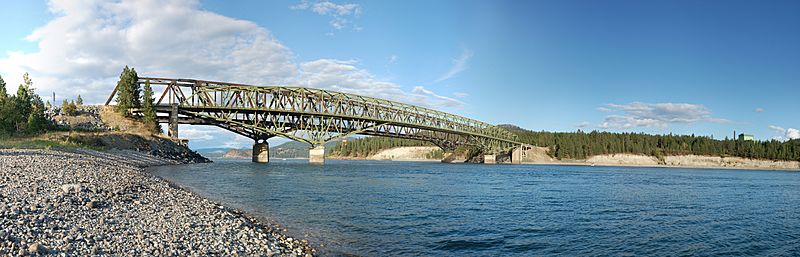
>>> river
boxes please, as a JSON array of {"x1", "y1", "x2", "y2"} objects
[{"x1": 148, "y1": 159, "x2": 800, "y2": 256}]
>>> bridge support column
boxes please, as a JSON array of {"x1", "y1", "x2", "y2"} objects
[
  {"x1": 511, "y1": 147, "x2": 522, "y2": 164},
  {"x1": 252, "y1": 142, "x2": 269, "y2": 163},
  {"x1": 168, "y1": 104, "x2": 178, "y2": 139},
  {"x1": 309, "y1": 145, "x2": 325, "y2": 164},
  {"x1": 484, "y1": 154, "x2": 496, "y2": 164}
]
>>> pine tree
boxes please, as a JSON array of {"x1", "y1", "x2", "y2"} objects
[
  {"x1": 0, "y1": 74, "x2": 10, "y2": 135},
  {"x1": 14, "y1": 73, "x2": 33, "y2": 133},
  {"x1": 129, "y1": 68, "x2": 141, "y2": 108},
  {"x1": 116, "y1": 66, "x2": 134, "y2": 116},
  {"x1": 26, "y1": 93, "x2": 48, "y2": 134},
  {"x1": 61, "y1": 99, "x2": 75, "y2": 116},
  {"x1": 0, "y1": 74, "x2": 6, "y2": 99},
  {"x1": 76, "y1": 94, "x2": 83, "y2": 105},
  {"x1": 141, "y1": 80, "x2": 160, "y2": 134}
]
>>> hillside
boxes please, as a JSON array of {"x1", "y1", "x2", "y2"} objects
[{"x1": 500, "y1": 124, "x2": 800, "y2": 162}]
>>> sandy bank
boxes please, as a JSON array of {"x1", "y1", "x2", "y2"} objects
[
  {"x1": 524, "y1": 153, "x2": 800, "y2": 171},
  {"x1": 0, "y1": 149, "x2": 314, "y2": 256},
  {"x1": 366, "y1": 146, "x2": 441, "y2": 161}
]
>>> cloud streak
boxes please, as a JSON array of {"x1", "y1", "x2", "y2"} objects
[
  {"x1": 597, "y1": 102, "x2": 728, "y2": 129},
  {"x1": 435, "y1": 48, "x2": 473, "y2": 83},
  {"x1": 290, "y1": 0, "x2": 362, "y2": 30}
]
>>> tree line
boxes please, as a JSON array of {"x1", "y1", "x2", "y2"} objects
[
  {"x1": 0, "y1": 73, "x2": 51, "y2": 137},
  {"x1": 502, "y1": 125, "x2": 800, "y2": 161},
  {"x1": 328, "y1": 137, "x2": 434, "y2": 157},
  {"x1": 0, "y1": 66, "x2": 161, "y2": 138},
  {"x1": 324, "y1": 125, "x2": 800, "y2": 162}
]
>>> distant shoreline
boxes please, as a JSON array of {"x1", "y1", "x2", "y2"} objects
[{"x1": 519, "y1": 161, "x2": 800, "y2": 171}]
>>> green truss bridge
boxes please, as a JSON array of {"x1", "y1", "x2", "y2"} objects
[{"x1": 106, "y1": 77, "x2": 531, "y2": 164}]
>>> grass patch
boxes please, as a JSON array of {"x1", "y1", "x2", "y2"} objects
[{"x1": 0, "y1": 135, "x2": 107, "y2": 151}]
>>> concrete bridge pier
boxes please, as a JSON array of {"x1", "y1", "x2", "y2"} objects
[
  {"x1": 309, "y1": 145, "x2": 325, "y2": 164},
  {"x1": 168, "y1": 104, "x2": 179, "y2": 139},
  {"x1": 484, "y1": 154, "x2": 496, "y2": 164},
  {"x1": 252, "y1": 141, "x2": 269, "y2": 163},
  {"x1": 511, "y1": 144, "x2": 532, "y2": 164}
]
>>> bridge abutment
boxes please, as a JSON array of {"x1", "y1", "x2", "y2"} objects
[
  {"x1": 309, "y1": 146, "x2": 325, "y2": 164},
  {"x1": 484, "y1": 154, "x2": 496, "y2": 164},
  {"x1": 252, "y1": 142, "x2": 269, "y2": 163}
]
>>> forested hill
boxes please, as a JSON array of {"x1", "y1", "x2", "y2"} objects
[
  {"x1": 328, "y1": 137, "x2": 434, "y2": 158},
  {"x1": 499, "y1": 125, "x2": 800, "y2": 161}
]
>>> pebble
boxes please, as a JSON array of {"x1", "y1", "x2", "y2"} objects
[
  {"x1": 0, "y1": 149, "x2": 315, "y2": 256},
  {"x1": 28, "y1": 243, "x2": 45, "y2": 254}
]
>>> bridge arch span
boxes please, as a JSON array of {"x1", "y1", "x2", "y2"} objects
[{"x1": 106, "y1": 77, "x2": 525, "y2": 164}]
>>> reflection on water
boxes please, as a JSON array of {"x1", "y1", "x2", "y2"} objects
[{"x1": 149, "y1": 159, "x2": 800, "y2": 256}]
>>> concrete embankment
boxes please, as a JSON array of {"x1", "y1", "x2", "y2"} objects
[{"x1": 0, "y1": 149, "x2": 314, "y2": 256}]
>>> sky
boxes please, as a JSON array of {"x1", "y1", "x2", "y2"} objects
[{"x1": 0, "y1": 0, "x2": 798, "y2": 149}]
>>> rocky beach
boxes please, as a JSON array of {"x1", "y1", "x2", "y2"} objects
[{"x1": 0, "y1": 149, "x2": 315, "y2": 256}]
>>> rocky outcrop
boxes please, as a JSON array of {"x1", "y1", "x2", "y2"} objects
[
  {"x1": 45, "y1": 133, "x2": 210, "y2": 164},
  {"x1": 222, "y1": 149, "x2": 251, "y2": 159},
  {"x1": 367, "y1": 146, "x2": 440, "y2": 161}
]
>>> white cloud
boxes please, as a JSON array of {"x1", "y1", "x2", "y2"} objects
[
  {"x1": 754, "y1": 108, "x2": 765, "y2": 113},
  {"x1": 597, "y1": 102, "x2": 728, "y2": 129},
  {"x1": 769, "y1": 125, "x2": 800, "y2": 141},
  {"x1": 388, "y1": 55, "x2": 398, "y2": 65},
  {"x1": 1, "y1": 0, "x2": 295, "y2": 104},
  {"x1": 179, "y1": 126, "x2": 218, "y2": 141},
  {"x1": 789, "y1": 128, "x2": 800, "y2": 140},
  {"x1": 296, "y1": 59, "x2": 462, "y2": 108},
  {"x1": 575, "y1": 121, "x2": 591, "y2": 128},
  {"x1": 223, "y1": 134, "x2": 253, "y2": 149},
  {"x1": 435, "y1": 48, "x2": 473, "y2": 83},
  {"x1": 290, "y1": 0, "x2": 361, "y2": 31},
  {"x1": 0, "y1": 0, "x2": 458, "y2": 110}
]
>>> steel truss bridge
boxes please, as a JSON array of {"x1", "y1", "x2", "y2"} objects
[{"x1": 106, "y1": 77, "x2": 526, "y2": 163}]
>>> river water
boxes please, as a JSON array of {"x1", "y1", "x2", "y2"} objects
[{"x1": 149, "y1": 159, "x2": 800, "y2": 256}]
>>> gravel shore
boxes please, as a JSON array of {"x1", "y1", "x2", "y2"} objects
[{"x1": 0, "y1": 149, "x2": 315, "y2": 256}]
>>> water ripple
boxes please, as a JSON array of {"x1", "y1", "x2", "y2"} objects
[{"x1": 150, "y1": 160, "x2": 800, "y2": 256}]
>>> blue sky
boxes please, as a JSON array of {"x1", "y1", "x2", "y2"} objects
[{"x1": 0, "y1": 0, "x2": 798, "y2": 148}]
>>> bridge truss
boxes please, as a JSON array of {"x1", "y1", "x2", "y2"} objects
[{"x1": 106, "y1": 77, "x2": 523, "y2": 154}]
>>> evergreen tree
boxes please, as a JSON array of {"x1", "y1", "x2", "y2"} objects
[
  {"x1": 129, "y1": 68, "x2": 141, "y2": 108},
  {"x1": 76, "y1": 94, "x2": 83, "y2": 105},
  {"x1": 0, "y1": 97, "x2": 15, "y2": 136},
  {"x1": 116, "y1": 66, "x2": 135, "y2": 116},
  {"x1": 61, "y1": 99, "x2": 77, "y2": 116},
  {"x1": 0, "y1": 75, "x2": 7, "y2": 135},
  {"x1": 26, "y1": 93, "x2": 48, "y2": 134},
  {"x1": 13, "y1": 73, "x2": 33, "y2": 133},
  {"x1": 0, "y1": 74, "x2": 6, "y2": 100},
  {"x1": 141, "y1": 80, "x2": 160, "y2": 134}
]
